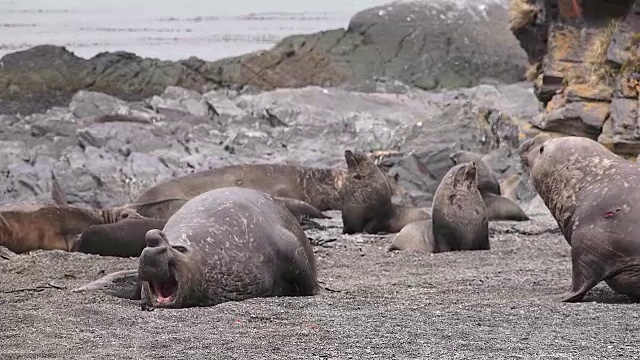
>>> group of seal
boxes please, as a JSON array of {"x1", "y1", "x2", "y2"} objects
[{"x1": 0, "y1": 204, "x2": 141, "y2": 254}]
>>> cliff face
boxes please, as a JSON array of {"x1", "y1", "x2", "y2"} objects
[{"x1": 510, "y1": 0, "x2": 640, "y2": 156}]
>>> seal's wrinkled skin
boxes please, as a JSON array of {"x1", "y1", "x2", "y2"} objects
[
  {"x1": 519, "y1": 134, "x2": 640, "y2": 302},
  {"x1": 449, "y1": 150, "x2": 529, "y2": 222},
  {"x1": 128, "y1": 164, "x2": 346, "y2": 220},
  {"x1": 76, "y1": 187, "x2": 319, "y2": 309},
  {"x1": 0, "y1": 204, "x2": 142, "y2": 254},
  {"x1": 340, "y1": 150, "x2": 430, "y2": 234}
]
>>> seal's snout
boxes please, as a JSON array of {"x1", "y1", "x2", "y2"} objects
[{"x1": 145, "y1": 229, "x2": 168, "y2": 248}]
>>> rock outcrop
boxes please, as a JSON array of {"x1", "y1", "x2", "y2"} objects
[
  {"x1": 0, "y1": 82, "x2": 540, "y2": 210},
  {"x1": 0, "y1": 0, "x2": 529, "y2": 116},
  {"x1": 510, "y1": 0, "x2": 640, "y2": 156}
]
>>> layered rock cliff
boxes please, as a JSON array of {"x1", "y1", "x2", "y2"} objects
[{"x1": 510, "y1": 0, "x2": 640, "y2": 156}]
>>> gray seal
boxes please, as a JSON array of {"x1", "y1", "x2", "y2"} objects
[
  {"x1": 128, "y1": 164, "x2": 345, "y2": 220},
  {"x1": 74, "y1": 187, "x2": 319, "y2": 308},
  {"x1": 389, "y1": 162, "x2": 489, "y2": 253},
  {"x1": 519, "y1": 133, "x2": 640, "y2": 302},
  {"x1": 449, "y1": 150, "x2": 529, "y2": 221},
  {"x1": 340, "y1": 150, "x2": 430, "y2": 234},
  {"x1": 72, "y1": 218, "x2": 168, "y2": 258}
]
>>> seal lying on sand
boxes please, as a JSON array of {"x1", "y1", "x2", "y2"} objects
[
  {"x1": 128, "y1": 164, "x2": 345, "y2": 220},
  {"x1": 449, "y1": 150, "x2": 529, "y2": 221},
  {"x1": 389, "y1": 162, "x2": 489, "y2": 253},
  {"x1": 0, "y1": 204, "x2": 141, "y2": 254},
  {"x1": 74, "y1": 187, "x2": 319, "y2": 309},
  {"x1": 519, "y1": 134, "x2": 640, "y2": 302},
  {"x1": 72, "y1": 218, "x2": 168, "y2": 258},
  {"x1": 340, "y1": 150, "x2": 430, "y2": 234}
]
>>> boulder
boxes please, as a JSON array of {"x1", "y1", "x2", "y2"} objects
[
  {"x1": 0, "y1": 82, "x2": 540, "y2": 210},
  {"x1": 0, "y1": 0, "x2": 529, "y2": 116}
]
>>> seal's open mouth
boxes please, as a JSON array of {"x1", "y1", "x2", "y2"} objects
[{"x1": 148, "y1": 271, "x2": 179, "y2": 305}]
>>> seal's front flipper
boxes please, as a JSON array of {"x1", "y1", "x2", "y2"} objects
[
  {"x1": 0, "y1": 246, "x2": 16, "y2": 260},
  {"x1": 71, "y1": 269, "x2": 142, "y2": 300},
  {"x1": 274, "y1": 197, "x2": 330, "y2": 219},
  {"x1": 483, "y1": 193, "x2": 530, "y2": 222}
]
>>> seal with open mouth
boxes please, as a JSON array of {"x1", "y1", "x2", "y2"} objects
[
  {"x1": 519, "y1": 133, "x2": 640, "y2": 302},
  {"x1": 75, "y1": 187, "x2": 319, "y2": 308}
]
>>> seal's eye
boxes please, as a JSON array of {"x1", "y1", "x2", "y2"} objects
[
  {"x1": 539, "y1": 145, "x2": 544, "y2": 154},
  {"x1": 173, "y1": 246, "x2": 188, "y2": 253},
  {"x1": 122, "y1": 213, "x2": 129, "y2": 219},
  {"x1": 353, "y1": 174, "x2": 363, "y2": 180}
]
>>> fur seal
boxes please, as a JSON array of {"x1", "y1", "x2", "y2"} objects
[
  {"x1": 75, "y1": 187, "x2": 319, "y2": 309},
  {"x1": 519, "y1": 133, "x2": 640, "y2": 302},
  {"x1": 389, "y1": 162, "x2": 490, "y2": 253},
  {"x1": 340, "y1": 150, "x2": 430, "y2": 234},
  {"x1": 72, "y1": 218, "x2": 167, "y2": 258},
  {"x1": 128, "y1": 164, "x2": 345, "y2": 220},
  {"x1": 449, "y1": 150, "x2": 529, "y2": 221},
  {"x1": 0, "y1": 204, "x2": 142, "y2": 254}
]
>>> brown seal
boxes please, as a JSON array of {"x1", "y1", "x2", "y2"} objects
[
  {"x1": 449, "y1": 150, "x2": 529, "y2": 221},
  {"x1": 72, "y1": 217, "x2": 167, "y2": 258},
  {"x1": 389, "y1": 162, "x2": 489, "y2": 253},
  {"x1": 128, "y1": 164, "x2": 346, "y2": 220},
  {"x1": 0, "y1": 204, "x2": 142, "y2": 254},
  {"x1": 519, "y1": 133, "x2": 640, "y2": 302},
  {"x1": 340, "y1": 150, "x2": 430, "y2": 234},
  {"x1": 74, "y1": 187, "x2": 319, "y2": 309}
]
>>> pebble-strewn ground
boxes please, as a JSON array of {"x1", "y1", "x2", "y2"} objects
[{"x1": 2, "y1": 209, "x2": 639, "y2": 359}]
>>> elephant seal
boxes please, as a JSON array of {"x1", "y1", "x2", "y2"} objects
[
  {"x1": 449, "y1": 150, "x2": 529, "y2": 221},
  {"x1": 0, "y1": 204, "x2": 142, "y2": 254},
  {"x1": 340, "y1": 150, "x2": 430, "y2": 234},
  {"x1": 128, "y1": 164, "x2": 345, "y2": 220},
  {"x1": 72, "y1": 218, "x2": 167, "y2": 258},
  {"x1": 519, "y1": 133, "x2": 640, "y2": 302},
  {"x1": 389, "y1": 162, "x2": 489, "y2": 253},
  {"x1": 75, "y1": 187, "x2": 319, "y2": 309}
]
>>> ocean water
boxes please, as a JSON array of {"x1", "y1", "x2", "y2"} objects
[{"x1": 0, "y1": 0, "x2": 395, "y2": 61}]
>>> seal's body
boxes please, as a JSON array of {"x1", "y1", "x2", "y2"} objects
[
  {"x1": 450, "y1": 150, "x2": 529, "y2": 221},
  {"x1": 129, "y1": 164, "x2": 345, "y2": 220},
  {"x1": 340, "y1": 150, "x2": 430, "y2": 234},
  {"x1": 75, "y1": 187, "x2": 319, "y2": 309},
  {"x1": 0, "y1": 204, "x2": 140, "y2": 254},
  {"x1": 389, "y1": 163, "x2": 489, "y2": 253},
  {"x1": 72, "y1": 218, "x2": 167, "y2": 258},
  {"x1": 519, "y1": 134, "x2": 640, "y2": 302}
]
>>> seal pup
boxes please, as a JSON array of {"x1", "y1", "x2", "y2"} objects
[
  {"x1": 389, "y1": 162, "x2": 489, "y2": 253},
  {"x1": 449, "y1": 150, "x2": 529, "y2": 221},
  {"x1": 74, "y1": 187, "x2": 319, "y2": 309},
  {"x1": 0, "y1": 204, "x2": 142, "y2": 254},
  {"x1": 340, "y1": 150, "x2": 430, "y2": 234},
  {"x1": 519, "y1": 133, "x2": 640, "y2": 302},
  {"x1": 72, "y1": 217, "x2": 168, "y2": 258},
  {"x1": 128, "y1": 164, "x2": 346, "y2": 219}
]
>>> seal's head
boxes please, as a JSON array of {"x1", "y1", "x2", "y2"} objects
[
  {"x1": 449, "y1": 151, "x2": 482, "y2": 166},
  {"x1": 518, "y1": 133, "x2": 553, "y2": 173},
  {"x1": 138, "y1": 229, "x2": 205, "y2": 308},
  {"x1": 340, "y1": 150, "x2": 393, "y2": 234},
  {"x1": 102, "y1": 206, "x2": 144, "y2": 224},
  {"x1": 450, "y1": 162, "x2": 478, "y2": 191}
]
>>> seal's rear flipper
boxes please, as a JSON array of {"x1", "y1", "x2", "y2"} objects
[
  {"x1": 71, "y1": 269, "x2": 142, "y2": 300},
  {"x1": 0, "y1": 246, "x2": 16, "y2": 260},
  {"x1": 317, "y1": 281, "x2": 341, "y2": 294},
  {"x1": 274, "y1": 197, "x2": 330, "y2": 219}
]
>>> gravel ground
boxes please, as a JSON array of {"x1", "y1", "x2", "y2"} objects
[{"x1": 1, "y1": 209, "x2": 639, "y2": 359}]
